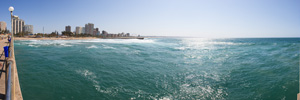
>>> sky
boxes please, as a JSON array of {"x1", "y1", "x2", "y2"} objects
[{"x1": 0, "y1": 0, "x2": 299, "y2": 37}]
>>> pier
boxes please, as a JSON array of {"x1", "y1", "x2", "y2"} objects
[{"x1": 0, "y1": 35, "x2": 23, "y2": 100}]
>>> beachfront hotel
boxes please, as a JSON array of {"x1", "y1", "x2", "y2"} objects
[
  {"x1": 65, "y1": 25, "x2": 71, "y2": 32},
  {"x1": 23, "y1": 25, "x2": 33, "y2": 34},
  {"x1": 75, "y1": 26, "x2": 83, "y2": 35},
  {"x1": 12, "y1": 15, "x2": 24, "y2": 34},
  {"x1": 93, "y1": 28, "x2": 100, "y2": 36},
  {"x1": 72, "y1": 23, "x2": 98, "y2": 36},
  {"x1": 85, "y1": 23, "x2": 94, "y2": 35}
]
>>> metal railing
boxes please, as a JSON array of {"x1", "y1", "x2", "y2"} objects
[
  {"x1": 5, "y1": 62, "x2": 12, "y2": 100},
  {"x1": 4, "y1": 36, "x2": 21, "y2": 100},
  {"x1": 5, "y1": 38, "x2": 13, "y2": 100}
]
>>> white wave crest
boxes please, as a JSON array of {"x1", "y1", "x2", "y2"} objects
[
  {"x1": 82, "y1": 39, "x2": 155, "y2": 44},
  {"x1": 86, "y1": 45, "x2": 98, "y2": 49},
  {"x1": 28, "y1": 44, "x2": 39, "y2": 47},
  {"x1": 101, "y1": 44, "x2": 115, "y2": 49},
  {"x1": 60, "y1": 43, "x2": 73, "y2": 47},
  {"x1": 17, "y1": 39, "x2": 155, "y2": 48}
]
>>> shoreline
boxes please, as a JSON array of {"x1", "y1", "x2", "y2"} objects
[
  {"x1": 13, "y1": 37, "x2": 144, "y2": 40},
  {"x1": 14, "y1": 37, "x2": 98, "y2": 40}
]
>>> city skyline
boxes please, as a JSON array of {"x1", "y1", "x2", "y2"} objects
[{"x1": 0, "y1": 0, "x2": 299, "y2": 37}]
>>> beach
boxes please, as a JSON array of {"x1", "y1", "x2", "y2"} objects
[
  {"x1": 14, "y1": 37, "x2": 98, "y2": 40},
  {"x1": 13, "y1": 36, "x2": 144, "y2": 40}
]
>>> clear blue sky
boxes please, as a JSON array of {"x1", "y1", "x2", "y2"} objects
[{"x1": 0, "y1": 0, "x2": 299, "y2": 37}]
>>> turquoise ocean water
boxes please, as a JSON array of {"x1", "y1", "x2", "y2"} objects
[{"x1": 15, "y1": 38, "x2": 299, "y2": 100}]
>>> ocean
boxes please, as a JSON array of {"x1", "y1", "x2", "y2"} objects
[{"x1": 14, "y1": 38, "x2": 299, "y2": 100}]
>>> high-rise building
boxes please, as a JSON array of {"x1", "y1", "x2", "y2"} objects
[
  {"x1": 81, "y1": 27, "x2": 85, "y2": 34},
  {"x1": 0, "y1": 21, "x2": 7, "y2": 31},
  {"x1": 85, "y1": 23, "x2": 94, "y2": 35},
  {"x1": 75, "y1": 26, "x2": 83, "y2": 34},
  {"x1": 102, "y1": 30, "x2": 108, "y2": 34},
  {"x1": 80, "y1": 27, "x2": 86, "y2": 34},
  {"x1": 101, "y1": 30, "x2": 108, "y2": 38},
  {"x1": 23, "y1": 25, "x2": 33, "y2": 34},
  {"x1": 93, "y1": 28, "x2": 99, "y2": 36},
  {"x1": 65, "y1": 25, "x2": 71, "y2": 32},
  {"x1": 12, "y1": 16, "x2": 25, "y2": 34}
]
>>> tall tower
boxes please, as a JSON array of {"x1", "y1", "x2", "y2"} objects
[
  {"x1": 19, "y1": 19, "x2": 24, "y2": 33},
  {"x1": 23, "y1": 25, "x2": 33, "y2": 34},
  {"x1": 75, "y1": 26, "x2": 83, "y2": 35},
  {"x1": 65, "y1": 25, "x2": 71, "y2": 32},
  {"x1": 85, "y1": 23, "x2": 94, "y2": 35},
  {"x1": 12, "y1": 15, "x2": 25, "y2": 34}
]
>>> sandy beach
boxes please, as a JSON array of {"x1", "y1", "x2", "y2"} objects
[
  {"x1": 14, "y1": 37, "x2": 99, "y2": 40},
  {"x1": 13, "y1": 36, "x2": 145, "y2": 40}
]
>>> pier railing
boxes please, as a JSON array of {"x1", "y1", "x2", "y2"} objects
[
  {"x1": 5, "y1": 62, "x2": 12, "y2": 100},
  {"x1": 5, "y1": 37, "x2": 23, "y2": 100}
]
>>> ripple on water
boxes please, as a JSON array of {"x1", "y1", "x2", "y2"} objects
[{"x1": 15, "y1": 38, "x2": 300, "y2": 100}]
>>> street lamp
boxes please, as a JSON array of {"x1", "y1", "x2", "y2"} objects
[{"x1": 9, "y1": 6, "x2": 14, "y2": 38}]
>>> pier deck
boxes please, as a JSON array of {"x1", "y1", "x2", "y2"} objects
[
  {"x1": 0, "y1": 37, "x2": 9, "y2": 100},
  {"x1": 0, "y1": 35, "x2": 23, "y2": 100}
]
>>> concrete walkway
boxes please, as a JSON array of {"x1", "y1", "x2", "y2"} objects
[
  {"x1": 0, "y1": 36, "x2": 9, "y2": 100},
  {"x1": 0, "y1": 35, "x2": 23, "y2": 100}
]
